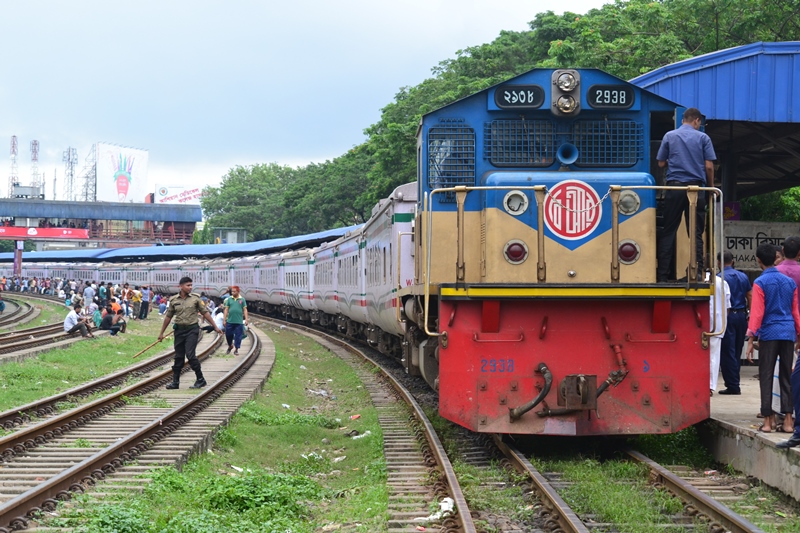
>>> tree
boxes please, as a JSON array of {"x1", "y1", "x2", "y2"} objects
[
  {"x1": 0, "y1": 240, "x2": 35, "y2": 253},
  {"x1": 741, "y1": 188, "x2": 800, "y2": 222},
  {"x1": 201, "y1": 163, "x2": 299, "y2": 241}
]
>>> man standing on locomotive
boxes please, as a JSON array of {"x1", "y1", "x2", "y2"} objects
[
  {"x1": 656, "y1": 107, "x2": 716, "y2": 282},
  {"x1": 157, "y1": 277, "x2": 223, "y2": 390}
]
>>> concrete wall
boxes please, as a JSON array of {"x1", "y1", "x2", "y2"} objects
[{"x1": 699, "y1": 419, "x2": 800, "y2": 502}]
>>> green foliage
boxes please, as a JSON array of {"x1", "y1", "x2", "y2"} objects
[
  {"x1": 79, "y1": 501, "x2": 150, "y2": 533},
  {"x1": 192, "y1": 223, "x2": 213, "y2": 244},
  {"x1": 741, "y1": 187, "x2": 800, "y2": 222},
  {"x1": 0, "y1": 240, "x2": 35, "y2": 253},
  {"x1": 201, "y1": 1, "x2": 800, "y2": 237},
  {"x1": 634, "y1": 426, "x2": 715, "y2": 469},
  {"x1": 237, "y1": 401, "x2": 339, "y2": 429}
]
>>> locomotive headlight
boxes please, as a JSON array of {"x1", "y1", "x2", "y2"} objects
[
  {"x1": 556, "y1": 72, "x2": 578, "y2": 92},
  {"x1": 503, "y1": 190, "x2": 529, "y2": 216},
  {"x1": 504, "y1": 240, "x2": 528, "y2": 264},
  {"x1": 556, "y1": 95, "x2": 578, "y2": 114},
  {"x1": 618, "y1": 190, "x2": 641, "y2": 215},
  {"x1": 618, "y1": 239, "x2": 641, "y2": 264}
]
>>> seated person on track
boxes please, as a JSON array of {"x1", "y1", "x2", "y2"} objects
[
  {"x1": 99, "y1": 307, "x2": 127, "y2": 336},
  {"x1": 63, "y1": 304, "x2": 95, "y2": 338}
]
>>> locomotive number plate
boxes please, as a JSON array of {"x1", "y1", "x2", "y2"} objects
[
  {"x1": 587, "y1": 85, "x2": 635, "y2": 109},
  {"x1": 481, "y1": 359, "x2": 515, "y2": 372},
  {"x1": 494, "y1": 85, "x2": 545, "y2": 109}
]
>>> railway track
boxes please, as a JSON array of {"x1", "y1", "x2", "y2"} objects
[
  {"x1": 494, "y1": 438, "x2": 766, "y2": 532},
  {"x1": 255, "y1": 317, "x2": 476, "y2": 533},
  {"x1": 256, "y1": 316, "x2": 780, "y2": 532},
  {"x1": 0, "y1": 327, "x2": 271, "y2": 532},
  {"x1": 0, "y1": 299, "x2": 35, "y2": 329}
]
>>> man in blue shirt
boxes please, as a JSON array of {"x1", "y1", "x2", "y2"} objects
[
  {"x1": 717, "y1": 251, "x2": 752, "y2": 395},
  {"x1": 656, "y1": 107, "x2": 717, "y2": 282}
]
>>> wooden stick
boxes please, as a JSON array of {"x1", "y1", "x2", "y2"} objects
[{"x1": 132, "y1": 330, "x2": 174, "y2": 359}]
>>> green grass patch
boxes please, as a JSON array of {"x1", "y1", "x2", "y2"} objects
[
  {"x1": 44, "y1": 325, "x2": 389, "y2": 532},
  {"x1": 0, "y1": 317, "x2": 166, "y2": 413},
  {"x1": 533, "y1": 456, "x2": 686, "y2": 533},
  {"x1": 633, "y1": 426, "x2": 715, "y2": 469},
  {"x1": 61, "y1": 438, "x2": 96, "y2": 448}
]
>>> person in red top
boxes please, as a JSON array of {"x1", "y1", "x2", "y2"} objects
[{"x1": 746, "y1": 244, "x2": 800, "y2": 433}]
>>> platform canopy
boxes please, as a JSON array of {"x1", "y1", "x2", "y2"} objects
[
  {"x1": 631, "y1": 41, "x2": 800, "y2": 200},
  {"x1": 0, "y1": 199, "x2": 202, "y2": 222}
]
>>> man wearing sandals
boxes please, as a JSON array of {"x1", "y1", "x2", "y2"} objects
[{"x1": 746, "y1": 244, "x2": 800, "y2": 434}]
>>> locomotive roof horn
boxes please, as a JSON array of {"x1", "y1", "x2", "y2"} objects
[{"x1": 556, "y1": 143, "x2": 579, "y2": 166}]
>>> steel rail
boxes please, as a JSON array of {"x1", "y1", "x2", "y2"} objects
[
  {"x1": 0, "y1": 343, "x2": 183, "y2": 430},
  {"x1": 0, "y1": 324, "x2": 62, "y2": 341},
  {"x1": 0, "y1": 299, "x2": 33, "y2": 328},
  {"x1": 0, "y1": 333, "x2": 222, "y2": 466},
  {"x1": 0, "y1": 331, "x2": 80, "y2": 355},
  {"x1": 256, "y1": 316, "x2": 476, "y2": 533},
  {"x1": 492, "y1": 436, "x2": 589, "y2": 533},
  {"x1": 0, "y1": 329, "x2": 258, "y2": 532},
  {"x1": 626, "y1": 449, "x2": 764, "y2": 533}
]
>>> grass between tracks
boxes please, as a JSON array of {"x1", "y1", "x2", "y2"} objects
[
  {"x1": 0, "y1": 316, "x2": 165, "y2": 414},
  {"x1": 44, "y1": 326, "x2": 388, "y2": 533}
]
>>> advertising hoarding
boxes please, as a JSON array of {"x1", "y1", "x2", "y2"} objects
[
  {"x1": 96, "y1": 143, "x2": 149, "y2": 203},
  {"x1": 155, "y1": 184, "x2": 202, "y2": 205},
  {"x1": 0, "y1": 227, "x2": 89, "y2": 240}
]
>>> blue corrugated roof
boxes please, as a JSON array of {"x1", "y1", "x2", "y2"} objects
[
  {"x1": 0, "y1": 248, "x2": 111, "y2": 262},
  {"x1": 0, "y1": 199, "x2": 202, "y2": 222},
  {"x1": 631, "y1": 41, "x2": 800, "y2": 122},
  {"x1": 99, "y1": 225, "x2": 363, "y2": 260},
  {"x1": 0, "y1": 225, "x2": 363, "y2": 263}
]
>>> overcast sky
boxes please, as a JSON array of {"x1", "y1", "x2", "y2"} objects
[{"x1": 0, "y1": 0, "x2": 608, "y2": 198}]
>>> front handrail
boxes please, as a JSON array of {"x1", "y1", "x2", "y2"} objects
[{"x1": 422, "y1": 184, "x2": 725, "y2": 340}]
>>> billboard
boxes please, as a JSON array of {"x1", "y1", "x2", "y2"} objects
[
  {"x1": 96, "y1": 143, "x2": 149, "y2": 203},
  {"x1": 154, "y1": 184, "x2": 202, "y2": 205},
  {"x1": 0, "y1": 227, "x2": 89, "y2": 240}
]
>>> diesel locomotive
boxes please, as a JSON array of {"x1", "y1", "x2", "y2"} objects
[{"x1": 1, "y1": 67, "x2": 723, "y2": 436}]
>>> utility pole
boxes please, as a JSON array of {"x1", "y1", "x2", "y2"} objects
[{"x1": 8, "y1": 136, "x2": 18, "y2": 198}]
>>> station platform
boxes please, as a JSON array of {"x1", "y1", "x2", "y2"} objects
[{"x1": 702, "y1": 365, "x2": 800, "y2": 502}]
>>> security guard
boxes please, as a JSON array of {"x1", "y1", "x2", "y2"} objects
[{"x1": 158, "y1": 276, "x2": 222, "y2": 389}]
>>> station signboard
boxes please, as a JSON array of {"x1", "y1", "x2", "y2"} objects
[{"x1": 154, "y1": 184, "x2": 202, "y2": 205}]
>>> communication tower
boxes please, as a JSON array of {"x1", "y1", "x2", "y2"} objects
[
  {"x1": 8, "y1": 136, "x2": 18, "y2": 198},
  {"x1": 30, "y1": 140, "x2": 40, "y2": 190},
  {"x1": 63, "y1": 147, "x2": 78, "y2": 202},
  {"x1": 78, "y1": 145, "x2": 97, "y2": 202},
  {"x1": 52, "y1": 169, "x2": 57, "y2": 201}
]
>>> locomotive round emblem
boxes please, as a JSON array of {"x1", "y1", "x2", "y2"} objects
[{"x1": 543, "y1": 180, "x2": 603, "y2": 240}]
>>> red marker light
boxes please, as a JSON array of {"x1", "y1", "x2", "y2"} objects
[
  {"x1": 504, "y1": 242, "x2": 528, "y2": 264},
  {"x1": 618, "y1": 241, "x2": 640, "y2": 264}
]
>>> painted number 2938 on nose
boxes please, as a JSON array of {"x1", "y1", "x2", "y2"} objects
[{"x1": 480, "y1": 359, "x2": 515, "y2": 373}]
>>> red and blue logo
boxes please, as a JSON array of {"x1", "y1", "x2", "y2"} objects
[{"x1": 543, "y1": 180, "x2": 602, "y2": 240}]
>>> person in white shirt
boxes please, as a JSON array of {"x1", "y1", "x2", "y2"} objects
[
  {"x1": 63, "y1": 305, "x2": 94, "y2": 338},
  {"x1": 709, "y1": 273, "x2": 731, "y2": 395}
]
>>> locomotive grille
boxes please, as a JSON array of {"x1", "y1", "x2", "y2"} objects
[
  {"x1": 573, "y1": 120, "x2": 643, "y2": 167},
  {"x1": 483, "y1": 120, "x2": 555, "y2": 167},
  {"x1": 428, "y1": 124, "x2": 475, "y2": 203}
]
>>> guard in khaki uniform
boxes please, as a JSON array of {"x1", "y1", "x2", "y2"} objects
[{"x1": 158, "y1": 276, "x2": 222, "y2": 389}]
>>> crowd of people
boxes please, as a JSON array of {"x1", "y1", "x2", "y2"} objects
[
  {"x1": 57, "y1": 281, "x2": 167, "y2": 338},
  {"x1": 710, "y1": 237, "x2": 800, "y2": 449}
]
